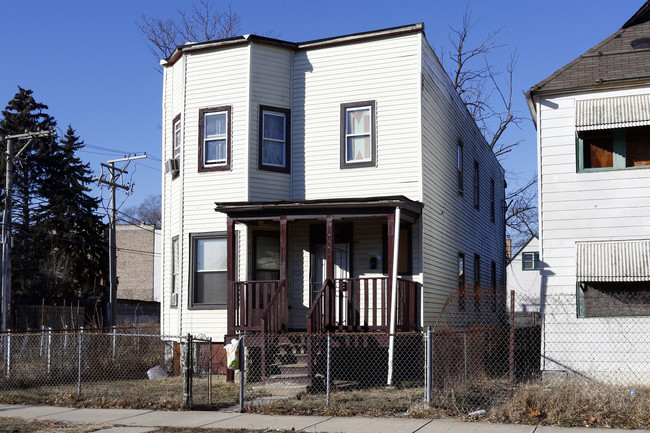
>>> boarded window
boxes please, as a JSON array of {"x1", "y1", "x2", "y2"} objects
[
  {"x1": 626, "y1": 126, "x2": 650, "y2": 167},
  {"x1": 578, "y1": 282, "x2": 650, "y2": 317},
  {"x1": 582, "y1": 130, "x2": 614, "y2": 168}
]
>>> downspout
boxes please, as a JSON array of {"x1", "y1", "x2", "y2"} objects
[{"x1": 387, "y1": 206, "x2": 401, "y2": 386}]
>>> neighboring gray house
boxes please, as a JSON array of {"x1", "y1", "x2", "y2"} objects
[
  {"x1": 526, "y1": 1, "x2": 650, "y2": 383},
  {"x1": 161, "y1": 24, "x2": 506, "y2": 352}
]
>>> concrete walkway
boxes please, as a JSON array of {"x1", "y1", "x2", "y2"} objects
[{"x1": 0, "y1": 404, "x2": 648, "y2": 433}]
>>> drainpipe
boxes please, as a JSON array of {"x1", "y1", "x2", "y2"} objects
[{"x1": 387, "y1": 206, "x2": 401, "y2": 386}]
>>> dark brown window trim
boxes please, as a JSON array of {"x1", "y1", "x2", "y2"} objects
[
  {"x1": 172, "y1": 113, "x2": 181, "y2": 180},
  {"x1": 474, "y1": 160, "x2": 480, "y2": 210},
  {"x1": 382, "y1": 222, "x2": 412, "y2": 276},
  {"x1": 258, "y1": 105, "x2": 291, "y2": 173},
  {"x1": 198, "y1": 106, "x2": 231, "y2": 173},
  {"x1": 188, "y1": 231, "x2": 228, "y2": 310},
  {"x1": 340, "y1": 100, "x2": 376, "y2": 169},
  {"x1": 170, "y1": 235, "x2": 180, "y2": 309}
]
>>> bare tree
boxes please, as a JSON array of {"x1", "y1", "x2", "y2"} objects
[
  {"x1": 447, "y1": 6, "x2": 536, "y2": 246},
  {"x1": 119, "y1": 195, "x2": 161, "y2": 229},
  {"x1": 136, "y1": 0, "x2": 241, "y2": 62}
]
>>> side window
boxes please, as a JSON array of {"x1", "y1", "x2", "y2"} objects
[
  {"x1": 259, "y1": 106, "x2": 290, "y2": 172},
  {"x1": 474, "y1": 254, "x2": 481, "y2": 288},
  {"x1": 198, "y1": 106, "x2": 231, "y2": 172},
  {"x1": 341, "y1": 101, "x2": 376, "y2": 168},
  {"x1": 457, "y1": 141, "x2": 464, "y2": 196},
  {"x1": 190, "y1": 233, "x2": 227, "y2": 308},
  {"x1": 171, "y1": 236, "x2": 179, "y2": 307},
  {"x1": 458, "y1": 252, "x2": 466, "y2": 311},
  {"x1": 173, "y1": 114, "x2": 181, "y2": 159},
  {"x1": 522, "y1": 252, "x2": 540, "y2": 271}
]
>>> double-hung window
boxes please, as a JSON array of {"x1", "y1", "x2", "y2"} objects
[
  {"x1": 490, "y1": 179, "x2": 495, "y2": 222},
  {"x1": 190, "y1": 233, "x2": 227, "y2": 308},
  {"x1": 173, "y1": 115, "x2": 181, "y2": 159},
  {"x1": 259, "y1": 106, "x2": 290, "y2": 172},
  {"x1": 522, "y1": 252, "x2": 539, "y2": 271},
  {"x1": 341, "y1": 101, "x2": 376, "y2": 168},
  {"x1": 171, "y1": 236, "x2": 179, "y2": 307},
  {"x1": 199, "y1": 106, "x2": 231, "y2": 171}
]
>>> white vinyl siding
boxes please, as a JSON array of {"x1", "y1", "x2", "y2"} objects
[
  {"x1": 249, "y1": 43, "x2": 292, "y2": 201},
  {"x1": 292, "y1": 34, "x2": 422, "y2": 201},
  {"x1": 420, "y1": 37, "x2": 505, "y2": 325}
]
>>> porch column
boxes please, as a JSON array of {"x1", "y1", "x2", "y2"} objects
[
  {"x1": 387, "y1": 207, "x2": 401, "y2": 386},
  {"x1": 326, "y1": 215, "x2": 334, "y2": 281},
  {"x1": 226, "y1": 217, "x2": 235, "y2": 336},
  {"x1": 386, "y1": 213, "x2": 395, "y2": 327},
  {"x1": 279, "y1": 216, "x2": 287, "y2": 283}
]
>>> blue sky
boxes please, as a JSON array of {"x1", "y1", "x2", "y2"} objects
[{"x1": 0, "y1": 0, "x2": 641, "y2": 215}]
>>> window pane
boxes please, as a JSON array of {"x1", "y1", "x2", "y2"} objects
[
  {"x1": 205, "y1": 139, "x2": 227, "y2": 163},
  {"x1": 347, "y1": 136, "x2": 371, "y2": 162},
  {"x1": 195, "y1": 271, "x2": 227, "y2": 304},
  {"x1": 256, "y1": 234, "x2": 280, "y2": 271},
  {"x1": 626, "y1": 126, "x2": 650, "y2": 167},
  {"x1": 173, "y1": 121, "x2": 181, "y2": 159},
  {"x1": 205, "y1": 112, "x2": 227, "y2": 138},
  {"x1": 263, "y1": 113, "x2": 285, "y2": 141},
  {"x1": 262, "y1": 139, "x2": 285, "y2": 166},
  {"x1": 197, "y1": 238, "x2": 226, "y2": 271},
  {"x1": 582, "y1": 132, "x2": 613, "y2": 168},
  {"x1": 346, "y1": 108, "x2": 370, "y2": 135}
]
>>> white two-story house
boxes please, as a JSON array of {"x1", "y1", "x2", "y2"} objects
[
  {"x1": 526, "y1": 1, "x2": 650, "y2": 383},
  {"x1": 161, "y1": 24, "x2": 505, "y2": 364}
]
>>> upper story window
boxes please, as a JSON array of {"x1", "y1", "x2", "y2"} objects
[
  {"x1": 173, "y1": 114, "x2": 181, "y2": 159},
  {"x1": 473, "y1": 160, "x2": 480, "y2": 210},
  {"x1": 259, "y1": 106, "x2": 290, "y2": 173},
  {"x1": 198, "y1": 106, "x2": 231, "y2": 172},
  {"x1": 522, "y1": 252, "x2": 539, "y2": 271},
  {"x1": 578, "y1": 126, "x2": 650, "y2": 171},
  {"x1": 457, "y1": 141, "x2": 464, "y2": 196},
  {"x1": 341, "y1": 101, "x2": 376, "y2": 168}
]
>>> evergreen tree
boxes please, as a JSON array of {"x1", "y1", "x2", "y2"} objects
[
  {"x1": 0, "y1": 87, "x2": 57, "y2": 295},
  {"x1": 33, "y1": 126, "x2": 108, "y2": 298}
]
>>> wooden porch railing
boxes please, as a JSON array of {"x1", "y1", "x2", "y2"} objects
[
  {"x1": 231, "y1": 279, "x2": 286, "y2": 333},
  {"x1": 307, "y1": 277, "x2": 418, "y2": 333}
]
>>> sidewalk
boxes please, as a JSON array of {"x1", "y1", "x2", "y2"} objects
[{"x1": 0, "y1": 404, "x2": 647, "y2": 433}]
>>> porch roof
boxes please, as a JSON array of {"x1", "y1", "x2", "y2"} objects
[{"x1": 215, "y1": 195, "x2": 423, "y2": 222}]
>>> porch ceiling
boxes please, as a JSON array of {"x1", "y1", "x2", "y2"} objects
[{"x1": 215, "y1": 195, "x2": 423, "y2": 223}]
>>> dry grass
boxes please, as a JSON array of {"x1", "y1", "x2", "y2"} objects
[
  {"x1": 492, "y1": 380, "x2": 650, "y2": 429},
  {"x1": 0, "y1": 376, "x2": 239, "y2": 411},
  {"x1": 0, "y1": 417, "x2": 108, "y2": 432}
]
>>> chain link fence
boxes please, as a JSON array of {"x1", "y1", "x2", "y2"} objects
[{"x1": 0, "y1": 327, "x2": 236, "y2": 410}]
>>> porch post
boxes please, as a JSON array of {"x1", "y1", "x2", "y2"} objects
[
  {"x1": 387, "y1": 207, "x2": 401, "y2": 386},
  {"x1": 386, "y1": 213, "x2": 395, "y2": 327},
  {"x1": 227, "y1": 218, "x2": 235, "y2": 336},
  {"x1": 279, "y1": 216, "x2": 287, "y2": 283},
  {"x1": 326, "y1": 215, "x2": 334, "y2": 281}
]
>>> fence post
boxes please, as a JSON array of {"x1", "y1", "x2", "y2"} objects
[
  {"x1": 509, "y1": 290, "x2": 515, "y2": 388},
  {"x1": 111, "y1": 326, "x2": 116, "y2": 363},
  {"x1": 47, "y1": 327, "x2": 52, "y2": 375},
  {"x1": 239, "y1": 335, "x2": 245, "y2": 413},
  {"x1": 183, "y1": 333, "x2": 193, "y2": 408},
  {"x1": 4, "y1": 330, "x2": 10, "y2": 379},
  {"x1": 326, "y1": 332, "x2": 331, "y2": 408},
  {"x1": 208, "y1": 337, "x2": 213, "y2": 407},
  {"x1": 426, "y1": 326, "x2": 432, "y2": 405},
  {"x1": 77, "y1": 329, "x2": 83, "y2": 395}
]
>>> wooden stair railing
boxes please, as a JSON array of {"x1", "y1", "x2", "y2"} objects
[{"x1": 260, "y1": 279, "x2": 287, "y2": 333}]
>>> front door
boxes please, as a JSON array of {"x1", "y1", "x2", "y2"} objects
[{"x1": 312, "y1": 243, "x2": 350, "y2": 324}]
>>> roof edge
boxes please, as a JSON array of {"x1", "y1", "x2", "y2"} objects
[{"x1": 162, "y1": 23, "x2": 424, "y2": 67}]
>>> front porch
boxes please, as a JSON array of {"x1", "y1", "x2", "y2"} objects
[{"x1": 217, "y1": 196, "x2": 423, "y2": 337}]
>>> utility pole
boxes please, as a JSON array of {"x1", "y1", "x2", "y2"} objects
[
  {"x1": 97, "y1": 155, "x2": 147, "y2": 327},
  {"x1": 1, "y1": 130, "x2": 56, "y2": 332}
]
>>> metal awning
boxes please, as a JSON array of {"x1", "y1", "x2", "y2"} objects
[
  {"x1": 576, "y1": 94, "x2": 650, "y2": 131},
  {"x1": 576, "y1": 240, "x2": 650, "y2": 282}
]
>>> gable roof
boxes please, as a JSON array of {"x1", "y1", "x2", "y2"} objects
[
  {"x1": 507, "y1": 235, "x2": 539, "y2": 265},
  {"x1": 529, "y1": 1, "x2": 650, "y2": 97}
]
